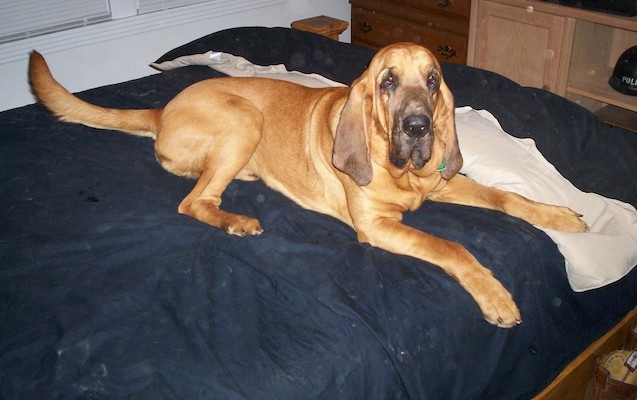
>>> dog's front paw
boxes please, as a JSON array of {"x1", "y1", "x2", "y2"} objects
[
  {"x1": 461, "y1": 267, "x2": 521, "y2": 328},
  {"x1": 480, "y1": 293, "x2": 521, "y2": 328},
  {"x1": 480, "y1": 288, "x2": 522, "y2": 328},
  {"x1": 541, "y1": 205, "x2": 589, "y2": 232}
]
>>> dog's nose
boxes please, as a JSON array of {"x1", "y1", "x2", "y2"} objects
[{"x1": 402, "y1": 115, "x2": 430, "y2": 137}]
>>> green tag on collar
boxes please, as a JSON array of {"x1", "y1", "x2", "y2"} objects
[{"x1": 436, "y1": 160, "x2": 446, "y2": 171}]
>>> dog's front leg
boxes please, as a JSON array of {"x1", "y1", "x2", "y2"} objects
[
  {"x1": 356, "y1": 219, "x2": 521, "y2": 328},
  {"x1": 429, "y1": 174, "x2": 588, "y2": 232}
]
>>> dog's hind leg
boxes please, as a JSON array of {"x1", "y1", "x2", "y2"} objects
[
  {"x1": 178, "y1": 164, "x2": 264, "y2": 236},
  {"x1": 157, "y1": 94, "x2": 265, "y2": 236}
]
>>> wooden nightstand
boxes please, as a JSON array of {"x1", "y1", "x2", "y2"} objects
[
  {"x1": 291, "y1": 16, "x2": 349, "y2": 40},
  {"x1": 350, "y1": 0, "x2": 471, "y2": 65}
]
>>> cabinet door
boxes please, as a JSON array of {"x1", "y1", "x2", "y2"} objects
[{"x1": 470, "y1": 1, "x2": 574, "y2": 95}]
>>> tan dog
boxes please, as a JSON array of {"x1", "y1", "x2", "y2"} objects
[{"x1": 28, "y1": 44, "x2": 587, "y2": 327}]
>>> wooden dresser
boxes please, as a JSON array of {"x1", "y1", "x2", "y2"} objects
[{"x1": 350, "y1": 0, "x2": 472, "y2": 64}]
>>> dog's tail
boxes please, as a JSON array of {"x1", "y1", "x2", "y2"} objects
[{"x1": 28, "y1": 51, "x2": 161, "y2": 139}]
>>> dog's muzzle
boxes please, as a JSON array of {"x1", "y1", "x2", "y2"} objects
[{"x1": 390, "y1": 114, "x2": 433, "y2": 169}]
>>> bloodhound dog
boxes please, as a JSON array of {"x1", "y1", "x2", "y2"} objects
[{"x1": 28, "y1": 44, "x2": 587, "y2": 328}]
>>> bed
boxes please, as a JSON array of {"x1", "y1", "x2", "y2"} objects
[{"x1": 1, "y1": 26, "x2": 636, "y2": 399}]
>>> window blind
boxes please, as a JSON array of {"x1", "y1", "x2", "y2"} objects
[
  {"x1": 136, "y1": 0, "x2": 210, "y2": 14},
  {"x1": 0, "y1": 0, "x2": 111, "y2": 44}
]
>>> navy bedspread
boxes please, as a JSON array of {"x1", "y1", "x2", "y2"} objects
[{"x1": 1, "y1": 27, "x2": 636, "y2": 399}]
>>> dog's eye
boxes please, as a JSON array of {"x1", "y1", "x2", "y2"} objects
[
  {"x1": 381, "y1": 73, "x2": 398, "y2": 91},
  {"x1": 427, "y1": 73, "x2": 440, "y2": 91}
]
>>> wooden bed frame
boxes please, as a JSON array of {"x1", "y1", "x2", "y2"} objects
[{"x1": 534, "y1": 306, "x2": 637, "y2": 399}]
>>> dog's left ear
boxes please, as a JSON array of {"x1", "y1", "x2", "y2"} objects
[
  {"x1": 333, "y1": 74, "x2": 373, "y2": 186},
  {"x1": 434, "y1": 79, "x2": 463, "y2": 180}
]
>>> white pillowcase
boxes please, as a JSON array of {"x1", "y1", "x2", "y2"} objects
[
  {"x1": 455, "y1": 107, "x2": 637, "y2": 291},
  {"x1": 151, "y1": 51, "x2": 346, "y2": 88}
]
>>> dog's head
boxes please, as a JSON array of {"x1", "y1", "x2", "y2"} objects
[{"x1": 333, "y1": 43, "x2": 462, "y2": 186}]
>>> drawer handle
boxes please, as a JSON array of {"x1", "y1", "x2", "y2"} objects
[
  {"x1": 437, "y1": 45, "x2": 457, "y2": 59},
  {"x1": 357, "y1": 21, "x2": 372, "y2": 33},
  {"x1": 436, "y1": 0, "x2": 452, "y2": 7}
]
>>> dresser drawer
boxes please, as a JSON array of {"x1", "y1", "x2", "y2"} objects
[
  {"x1": 396, "y1": 0, "x2": 471, "y2": 19},
  {"x1": 351, "y1": 5, "x2": 468, "y2": 64},
  {"x1": 350, "y1": 0, "x2": 469, "y2": 35}
]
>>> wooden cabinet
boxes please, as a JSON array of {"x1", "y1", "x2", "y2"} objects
[
  {"x1": 468, "y1": 0, "x2": 637, "y2": 131},
  {"x1": 469, "y1": 1, "x2": 574, "y2": 93},
  {"x1": 350, "y1": 0, "x2": 471, "y2": 64}
]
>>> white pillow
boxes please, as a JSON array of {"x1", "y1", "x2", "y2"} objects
[
  {"x1": 455, "y1": 106, "x2": 637, "y2": 291},
  {"x1": 151, "y1": 51, "x2": 346, "y2": 88}
]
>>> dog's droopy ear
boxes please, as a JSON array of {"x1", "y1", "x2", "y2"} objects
[
  {"x1": 441, "y1": 131, "x2": 462, "y2": 180},
  {"x1": 435, "y1": 79, "x2": 463, "y2": 180},
  {"x1": 333, "y1": 76, "x2": 373, "y2": 186}
]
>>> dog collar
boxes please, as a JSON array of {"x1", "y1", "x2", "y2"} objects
[{"x1": 436, "y1": 160, "x2": 446, "y2": 172}]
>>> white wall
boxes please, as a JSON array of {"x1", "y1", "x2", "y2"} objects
[{"x1": 0, "y1": 0, "x2": 351, "y2": 111}]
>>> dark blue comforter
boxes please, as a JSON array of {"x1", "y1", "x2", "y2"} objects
[{"x1": 1, "y1": 27, "x2": 636, "y2": 399}]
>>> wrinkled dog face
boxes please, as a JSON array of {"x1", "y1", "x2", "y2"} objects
[
  {"x1": 333, "y1": 43, "x2": 458, "y2": 187},
  {"x1": 376, "y1": 48, "x2": 442, "y2": 171}
]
